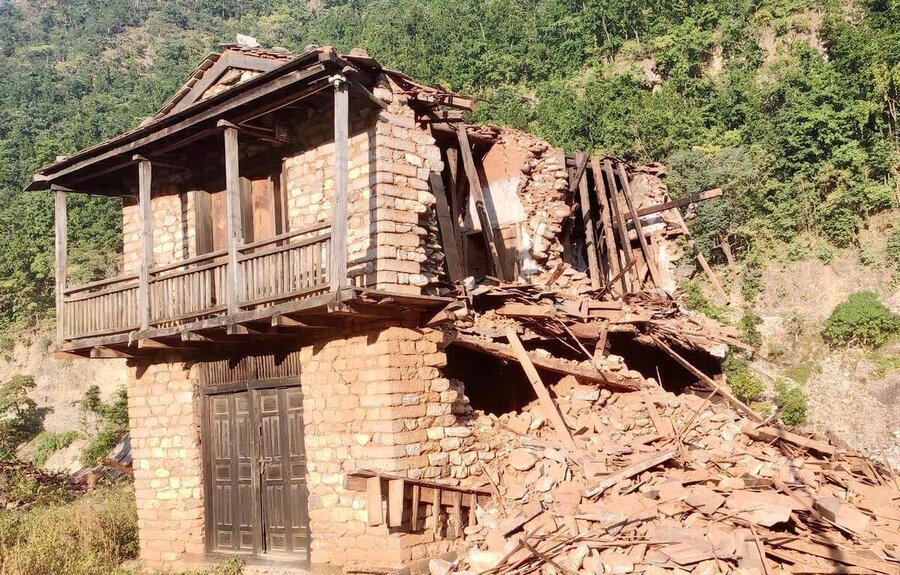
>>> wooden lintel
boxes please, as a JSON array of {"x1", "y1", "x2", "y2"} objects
[
  {"x1": 53, "y1": 350, "x2": 88, "y2": 360},
  {"x1": 136, "y1": 337, "x2": 198, "y2": 350},
  {"x1": 216, "y1": 119, "x2": 290, "y2": 145},
  {"x1": 90, "y1": 346, "x2": 134, "y2": 359}
]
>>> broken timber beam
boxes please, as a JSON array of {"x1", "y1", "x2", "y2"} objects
[
  {"x1": 583, "y1": 449, "x2": 676, "y2": 497},
  {"x1": 591, "y1": 157, "x2": 622, "y2": 293},
  {"x1": 456, "y1": 124, "x2": 503, "y2": 279},
  {"x1": 616, "y1": 161, "x2": 661, "y2": 288},
  {"x1": 428, "y1": 171, "x2": 464, "y2": 282},
  {"x1": 576, "y1": 152, "x2": 601, "y2": 289},
  {"x1": 650, "y1": 334, "x2": 763, "y2": 422},
  {"x1": 622, "y1": 188, "x2": 722, "y2": 221},
  {"x1": 450, "y1": 334, "x2": 639, "y2": 391},
  {"x1": 505, "y1": 327, "x2": 579, "y2": 451}
]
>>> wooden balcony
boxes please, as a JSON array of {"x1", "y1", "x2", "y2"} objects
[{"x1": 59, "y1": 224, "x2": 333, "y2": 344}]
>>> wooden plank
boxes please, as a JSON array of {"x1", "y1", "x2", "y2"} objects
[
  {"x1": 388, "y1": 478, "x2": 405, "y2": 528},
  {"x1": 54, "y1": 188, "x2": 67, "y2": 343},
  {"x1": 650, "y1": 334, "x2": 763, "y2": 422},
  {"x1": 743, "y1": 425, "x2": 837, "y2": 456},
  {"x1": 366, "y1": 477, "x2": 383, "y2": 526},
  {"x1": 456, "y1": 124, "x2": 503, "y2": 279},
  {"x1": 451, "y1": 491, "x2": 462, "y2": 538},
  {"x1": 428, "y1": 172, "x2": 463, "y2": 282},
  {"x1": 137, "y1": 160, "x2": 153, "y2": 330},
  {"x1": 591, "y1": 157, "x2": 621, "y2": 292},
  {"x1": 410, "y1": 484, "x2": 421, "y2": 532},
  {"x1": 602, "y1": 159, "x2": 639, "y2": 290},
  {"x1": 623, "y1": 188, "x2": 722, "y2": 220},
  {"x1": 583, "y1": 450, "x2": 675, "y2": 497},
  {"x1": 576, "y1": 152, "x2": 601, "y2": 289},
  {"x1": 450, "y1": 333, "x2": 639, "y2": 391},
  {"x1": 432, "y1": 488, "x2": 442, "y2": 538},
  {"x1": 674, "y1": 210, "x2": 730, "y2": 304},
  {"x1": 616, "y1": 161, "x2": 661, "y2": 288},
  {"x1": 769, "y1": 538, "x2": 899, "y2": 575},
  {"x1": 194, "y1": 190, "x2": 214, "y2": 255},
  {"x1": 330, "y1": 79, "x2": 349, "y2": 290},
  {"x1": 505, "y1": 328, "x2": 578, "y2": 451},
  {"x1": 223, "y1": 127, "x2": 244, "y2": 313}
]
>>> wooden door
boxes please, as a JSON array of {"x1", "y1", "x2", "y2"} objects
[
  {"x1": 204, "y1": 384, "x2": 308, "y2": 561},
  {"x1": 258, "y1": 387, "x2": 309, "y2": 558},
  {"x1": 208, "y1": 391, "x2": 256, "y2": 554}
]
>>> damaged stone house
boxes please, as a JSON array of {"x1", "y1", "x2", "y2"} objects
[{"x1": 30, "y1": 42, "x2": 744, "y2": 573}]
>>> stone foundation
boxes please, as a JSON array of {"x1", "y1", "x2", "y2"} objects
[{"x1": 126, "y1": 326, "x2": 475, "y2": 572}]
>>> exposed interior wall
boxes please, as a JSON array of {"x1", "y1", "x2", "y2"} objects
[{"x1": 122, "y1": 180, "x2": 197, "y2": 274}]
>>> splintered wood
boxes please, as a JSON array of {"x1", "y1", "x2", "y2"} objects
[{"x1": 451, "y1": 380, "x2": 900, "y2": 575}]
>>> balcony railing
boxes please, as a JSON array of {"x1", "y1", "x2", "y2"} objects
[{"x1": 60, "y1": 224, "x2": 332, "y2": 341}]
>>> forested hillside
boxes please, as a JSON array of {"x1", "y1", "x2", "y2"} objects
[{"x1": 1, "y1": 0, "x2": 898, "y2": 329}]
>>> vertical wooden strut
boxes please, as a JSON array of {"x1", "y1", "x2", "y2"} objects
[
  {"x1": 53, "y1": 187, "x2": 67, "y2": 343},
  {"x1": 223, "y1": 126, "x2": 244, "y2": 313},
  {"x1": 575, "y1": 152, "x2": 601, "y2": 289},
  {"x1": 602, "y1": 159, "x2": 639, "y2": 291},
  {"x1": 591, "y1": 157, "x2": 623, "y2": 293},
  {"x1": 330, "y1": 75, "x2": 350, "y2": 290},
  {"x1": 456, "y1": 124, "x2": 503, "y2": 279},
  {"x1": 616, "y1": 161, "x2": 661, "y2": 288},
  {"x1": 137, "y1": 160, "x2": 153, "y2": 330}
]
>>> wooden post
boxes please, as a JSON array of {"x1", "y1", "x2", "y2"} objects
[
  {"x1": 575, "y1": 152, "x2": 601, "y2": 289},
  {"x1": 456, "y1": 124, "x2": 503, "y2": 278},
  {"x1": 602, "y1": 159, "x2": 639, "y2": 290},
  {"x1": 223, "y1": 126, "x2": 244, "y2": 313},
  {"x1": 591, "y1": 157, "x2": 623, "y2": 293},
  {"x1": 330, "y1": 76, "x2": 349, "y2": 290},
  {"x1": 53, "y1": 187, "x2": 67, "y2": 343},
  {"x1": 137, "y1": 160, "x2": 153, "y2": 330},
  {"x1": 429, "y1": 172, "x2": 464, "y2": 282},
  {"x1": 616, "y1": 161, "x2": 661, "y2": 288}
]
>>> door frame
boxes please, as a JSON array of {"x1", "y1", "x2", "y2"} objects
[{"x1": 200, "y1": 367, "x2": 309, "y2": 564}]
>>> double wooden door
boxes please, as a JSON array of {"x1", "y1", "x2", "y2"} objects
[{"x1": 204, "y1": 384, "x2": 308, "y2": 561}]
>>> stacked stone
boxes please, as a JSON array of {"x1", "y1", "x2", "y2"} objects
[
  {"x1": 122, "y1": 180, "x2": 196, "y2": 274},
  {"x1": 368, "y1": 81, "x2": 444, "y2": 294},
  {"x1": 126, "y1": 360, "x2": 204, "y2": 568},
  {"x1": 299, "y1": 326, "x2": 472, "y2": 567}
]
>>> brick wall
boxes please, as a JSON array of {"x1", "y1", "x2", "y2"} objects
[
  {"x1": 126, "y1": 326, "x2": 478, "y2": 572},
  {"x1": 127, "y1": 360, "x2": 205, "y2": 568}
]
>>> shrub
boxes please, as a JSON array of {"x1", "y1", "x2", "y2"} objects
[
  {"x1": 0, "y1": 375, "x2": 42, "y2": 460},
  {"x1": 774, "y1": 380, "x2": 808, "y2": 426},
  {"x1": 888, "y1": 228, "x2": 900, "y2": 270},
  {"x1": 822, "y1": 292, "x2": 900, "y2": 348},
  {"x1": 0, "y1": 482, "x2": 138, "y2": 575},
  {"x1": 79, "y1": 386, "x2": 129, "y2": 467},
  {"x1": 724, "y1": 355, "x2": 764, "y2": 404},
  {"x1": 30, "y1": 431, "x2": 79, "y2": 467},
  {"x1": 680, "y1": 279, "x2": 727, "y2": 321},
  {"x1": 739, "y1": 309, "x2": 763, "y2": 348}
]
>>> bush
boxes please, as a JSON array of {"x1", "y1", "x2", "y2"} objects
[
  {"x1": 30, "y1": 431, "x2": 79, "y2": 467},
  {"x1": 79, "y1": 386, "x2": 129, "y2": 467},
  {"x1": 739, "y1": 310, "x2": 763, "y2": 348},
  {"x1": 680, "y1": 279, "x2": 727, "y2": 321},
  {"x1": 822, "y1": 292, "x2": 900, "y2": 348},
  {"x1": 0, "y1": 375, "x2": 42, "y2": 460},
  {"x1": 774, "y1": 380, "x2": 808, "y2": 426},
  {"x1": 724, "y1": 355, "x2": 764, "y2": 404},
  {"x1": 0, "y1": 483, "x2": 137, "y2": 575},
  {"x1": 888, "y1": 228, "x2": 900, "y2": 270}
]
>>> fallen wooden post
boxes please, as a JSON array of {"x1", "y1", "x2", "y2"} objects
[
  {"x1": 505, "y1": 327, "x2": 579, "y2": 451},
  {"x1": 583, "y1": 449, "x2": 676, "y2": 497}
]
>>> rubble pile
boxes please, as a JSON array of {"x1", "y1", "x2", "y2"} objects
[{"x1": 446, "y1": 376, "x2": 900, "y2": 575}]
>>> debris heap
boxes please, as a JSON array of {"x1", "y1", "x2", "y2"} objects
[{"x1": 449, "y1": 370, "x2": 900, "y2": 575}]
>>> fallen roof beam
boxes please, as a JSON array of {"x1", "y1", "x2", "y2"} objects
[
  {"x1": 623, "y1": 188, "x2": 722, "y2": 221},
  {"x1": 449, "y1": 333, "x2": 640, "y2": 391}
]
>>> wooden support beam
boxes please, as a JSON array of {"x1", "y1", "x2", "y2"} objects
[
  {"x1": 388, "y1": 479, "x2": 405, "y2": 528},
  {"x1": 590, "y1": 157, "x2": 622, "y2": 292},
  {"x1": 428, "y1": 172, "x2": 463, "y2": 282},
  {"x1": 456, "y1": 124, "x2": 504, "y2": 279},
  {"x1": 616, "y1": 161, "x2": 661, "y2": 288},
  {"x1": 216, "y1": 119, "x2": 290, "y2": 145},
  {"x1": 366, "y1": 476, "x2": 383, "y2": 527},
  {"x1": 623, "y1": 188, "x2": 722, "y2": 220},
  {"x1": 576, "y1": 152, "x2": 601, "y2": 289},
  {"x1": 602, "y1": 159, "x2": 639, "y2": 290},
  {"x1": 137, "y1": 160, "x2": 153, "y2": 330},
  {"x1": 505, "y1": 328, "x2": 579, "y2": 451},
  {"x1": 90, "y1": 346, "x2": 134, "y2": 359},
  {"x1": 223, "y1": 126, "x2": 244, "y2": 314},
  {"x1": 53, "y1": 187, "x2": 67, "y2": 343},
  {"x1": 410, "y1": 484, "x2": 421, "y2": 531},
  {"x1": 330, "y1": 76, "x2": 349, "y2": 290}
]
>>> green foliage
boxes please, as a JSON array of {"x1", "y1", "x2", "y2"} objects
[
  {"x1": 723, "y1": 354, "x2": 764, "y2": 404},
  {"x1": 680, "y1": 279, "x2": 727, "y2": 321},
  {"x1": 0, "y1": 375, "x2": 42, "y2": 460},
  {"x1": 822, "y1": 292, "x2": 900, "y2": 348},
  {"x1": 30, "y1": 431, "x2": 79, "y2": 467},
  {"x1": 181, "y1": 557, "x2": 246, "y2": 575},
  {"x1": 774, "y1": 379, "x2": 808, "y2": 426},
  {"x1": 79, "y1": 386, "x2": 129, "y2": 467},
  {"x1": 739, "y1": 309, "x2": 763, "y2": 348},
  {"x1": 888, "y1": 228, "x2": 900, "y2": 270},
  {"x1": 0, "y1": 483, "x2": 137, "y2": 575}
]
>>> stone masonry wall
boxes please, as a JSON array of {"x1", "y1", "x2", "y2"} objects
[
  {"x1": 126, "y1": 326, "x2": 477, "y2": 572},
  {"x1": 127, "y1": 360, "x2": 205, "y2": 569},
  {"x1": 122, "y1": 182, "x2": 197, "y2": 274}
]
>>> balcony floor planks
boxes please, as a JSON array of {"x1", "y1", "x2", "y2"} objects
[{"x1": 57, "y1": 287, "x2": 454, "y2": 357}]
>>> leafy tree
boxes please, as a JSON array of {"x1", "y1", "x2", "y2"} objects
[{"x1": 0, "y1": 375, "x2": 42, "y2": 460}]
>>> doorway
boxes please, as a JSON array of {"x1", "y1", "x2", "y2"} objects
[{"x1": 203, "y1": 381, "x2": 309, "y2": 562}]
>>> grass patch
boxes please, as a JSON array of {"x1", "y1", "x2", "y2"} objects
[
  {"x1": 30, "y1": 431, "x2": 79, "y2": 467},
  {"x1": 80, "y1": 386, "x2": 129, "y2": 467},
  {"x1": 864, "y1": 349, "x2": 900, "y2": 379},
  {"x1": 680, "y1": 279, "x2": 728, "y2": 321},
  {"x1": 785, "y1": 361, "x2": 819, "y2": 385},
  {"x1": 0, "y1": 482, "x2": 137, "y2": 575}
]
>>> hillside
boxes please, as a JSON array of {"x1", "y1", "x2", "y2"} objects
[{"x1": 0, "y1": 1, "x2": 897, "y2": 452}]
